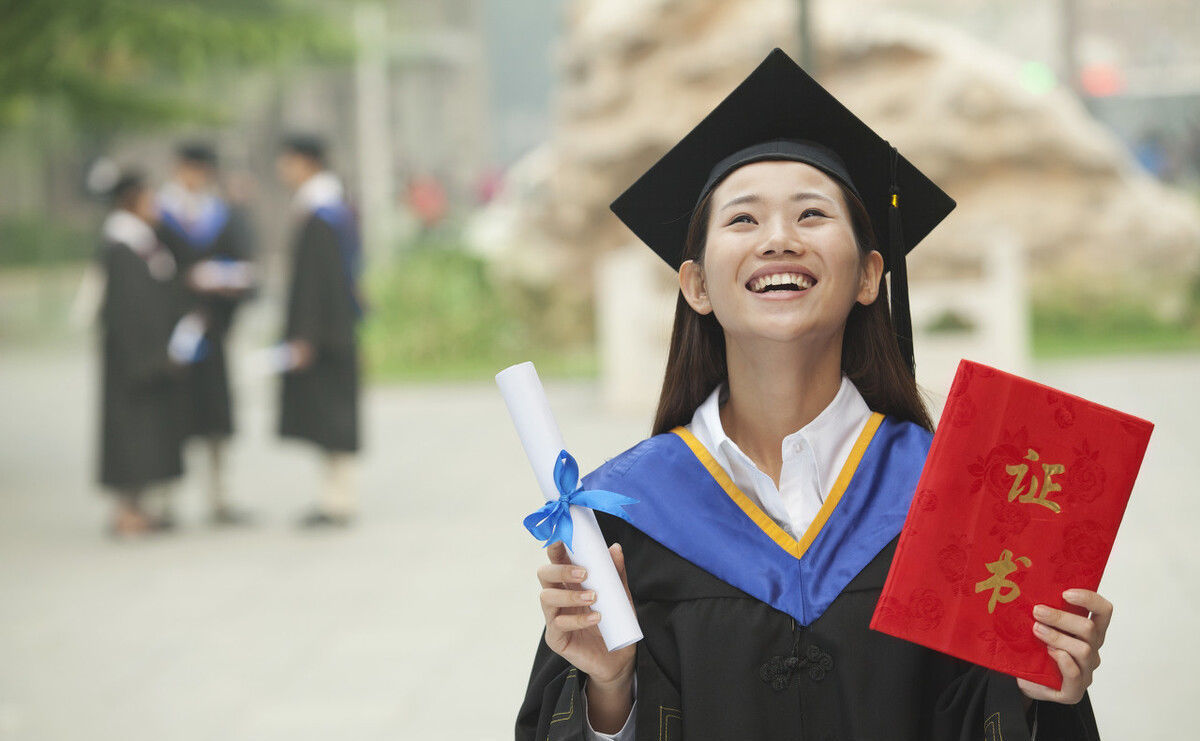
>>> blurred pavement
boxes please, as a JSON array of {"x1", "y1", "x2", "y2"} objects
[{"x1": 0, "y1": 344, "x2": 1197, "y2": 739}]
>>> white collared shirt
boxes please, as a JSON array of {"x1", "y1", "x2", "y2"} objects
[
  {"x1": 158, "y1": 180, "x2": 220, "y2": 227},
  {"x1": 583, "y1": 376, "x2": 873, "y2": 741},
  {"x1": 686, "y1": 375, "x2": 873, "y2": 539},
  {"x1": 292, "y1": 170, "x2": 345, "y2": 215},
  {"x1": 102, "y1": 209, "x2": 176, "y2": 281}
]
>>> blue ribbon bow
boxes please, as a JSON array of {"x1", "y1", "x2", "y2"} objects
[{"x1": 523, "y1": 450, "x2": 638, "y2": 550}]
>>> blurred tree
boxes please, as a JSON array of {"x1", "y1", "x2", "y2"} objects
[{"x1": 0, "y1": 0, "x2": 351, "y2": 130}]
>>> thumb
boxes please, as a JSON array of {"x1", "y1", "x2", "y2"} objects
[{"x1": 610, "y1": 543, "x2": 633, "y2": 603}]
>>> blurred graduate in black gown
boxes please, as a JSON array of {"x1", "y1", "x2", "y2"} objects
[
  {"x1": 97, "y1": 173, "x2": 198, "y2": 536},
  {"x1": 275, "y1": 135, "x2": 364, "y2": 527},
  {"x1": 157, "y1": 142, "x2": 257, "y2": 525}
]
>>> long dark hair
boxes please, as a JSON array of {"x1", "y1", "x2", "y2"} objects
[{"x1": 651, "y1": 180, "x2": 933, "y2": 435}]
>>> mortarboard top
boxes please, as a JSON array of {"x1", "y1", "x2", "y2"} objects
[
  {"x1": 176, "y1": 141, "x2": 218, "y2": 166},
  {"x1": 281, "y1": 134, "x2": 327, "y2": 165},
  {"x1": 609, "y1": 48, "x2": 956, "y2": 371}
]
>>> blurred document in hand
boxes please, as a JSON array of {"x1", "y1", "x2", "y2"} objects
[
  {"x1": 243, "y1": 344, "x2": 299, "y2": 379},
  {"x1": 870, "y1": 360, "x2": 1152, "y2": 689},
  {"x1": 168, "y1": 312, "x2": 207, "y2": 364},
  {"x1": 190, "y1": 259, "x2": 256, "y2": 291}
]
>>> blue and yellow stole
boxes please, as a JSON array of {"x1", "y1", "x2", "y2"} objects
[
  {"x1": 582, "y1": 414, "x2": 932, "y2": 626},
  {"x1": 312, "y1": 203, "x2": 364, "y2": 319},
  {"x1": 159, "y1": 197, "x2": 231, "y2": 252}
]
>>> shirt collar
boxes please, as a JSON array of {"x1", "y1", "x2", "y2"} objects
[
  {"x1": 293, "y1": 171, "x2": 344, "y2": 214},
  {"x1": 103, "y1": 209, "x2": 158, "y2": 256},
  {"x1": 102, "y1": 209, "x2": 177, "y2": 281},
  {"x1": 787, "y1": 376, "x2": 872, "y2": 491},
  {"x1": 689, "y1": 376, "x2": 871, "y2": 494},
  {"x1": 158, "y1": 180, "x2": 220, "y2": 223}
]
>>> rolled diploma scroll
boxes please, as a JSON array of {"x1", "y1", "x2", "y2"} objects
[{"x1": 496, "y1": 361, "x2": 643, "y2": 652}]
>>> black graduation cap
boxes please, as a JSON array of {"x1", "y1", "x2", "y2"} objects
[
  {"x1": 610, "y1": 48, "x2": 955, "y2": 372},
  {"x1": 176, "y1": 141, "x2": 218, "y2": 166},
  {"x1": 109, "y1": 170, "x2": 146, "y2": 206},
  {"x1": 281, "y1": 133, "x2": 328, "y2": 165}
]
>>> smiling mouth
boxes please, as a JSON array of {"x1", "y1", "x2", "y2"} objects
[{"x1": 747, "y1": 272, "x2": 816, "y2": 293}]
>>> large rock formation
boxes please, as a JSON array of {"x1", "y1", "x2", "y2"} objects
[{"x1": 470, "y1": 0, "x2": 1200, "y2": 343}]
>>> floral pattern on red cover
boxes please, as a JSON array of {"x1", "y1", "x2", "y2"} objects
[
  {"x1": 967, "y1": 428, "x2": 1032, "y2": 498},
  {"x1": 936, "y1": 535, "x2": 975, "y2": 595},
  {"x1": 875, "y1": 588, "x2": 948, "y2": 633},
  {"x1": 1047, "y1": 390, "x2": 1077, "y2": 429},
  {"x1": 1051, "y1": 520, "x2": 1109, "y2": 585},
  {"x1": 909, "y1": 589, "x2": 946, "y2": 631},
  {"x1": 914, "y1": 487, "x2": 939, "y2": 512},
  {"x1": 1065, "y1": 442, "x2": 1107, "y2": 503},
  {"x1": 980, "y1": 594, "x2": 1042, "y2": 657},
  {"x1": 947, "y1": 395, "x2": 977, "y2": 428},
  {"x1": 989, "y1": 500, "x2": 1033, "y2": 539}
]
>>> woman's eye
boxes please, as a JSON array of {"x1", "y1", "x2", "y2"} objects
[
  {"x1": 799, "y1": 208, "x2": 827, "y2": 221},
  {"x1": 728, "y1": 213, "x2": 756, "y2": 225}
]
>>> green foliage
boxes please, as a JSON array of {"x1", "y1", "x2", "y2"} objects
[
  {"x1": 1031, "y1": 298, "x2": 1200, "y2": 358},
  {"x1": 361, "y1": 242, "x2": 595, "y2": 382},
  {"x1": 0, "y1": 0, "x2": 352, "y2": 129},
  {"x1": 925, "y1": 309, "x2": 977, "y2": 335},
  {"x1": 0, "y1": 215, "x2": 92, "y2": 266}
]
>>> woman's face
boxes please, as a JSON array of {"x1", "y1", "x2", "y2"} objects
[{"x1": 679, "y1": 160, "x2": 882, "y2": 346}]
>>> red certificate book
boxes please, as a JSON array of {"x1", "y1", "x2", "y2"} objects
[{"x1": 869, "y1": 360, "x2": 1153, "y2": 689}]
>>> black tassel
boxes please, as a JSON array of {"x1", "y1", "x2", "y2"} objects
[{"x1": 889, "y1": 147, "x2": 915, "y2": 376}]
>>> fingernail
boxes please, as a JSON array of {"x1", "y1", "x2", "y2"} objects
[
  {"x1": 1033, "y1": 605, "x2": 1052, "y2": 619},
  {"x1": 572, "y1": 568, "x2": 587, "y2": 580},
  {"x1": 587, "y1": 612, "x2": 601, "y2": 624},
  {"x1": 1063, "y1": 589, "x2": 1079, "y2": 601},
  {"x1": 614, "y1": 543, "x2": 623, "y2": 554},
  {"x1": 580, "y1": 591, "x2": 596, "y2": 603},
  {"x1": 1033, "y1": 622, "x2": 1049, "y2": 635}
]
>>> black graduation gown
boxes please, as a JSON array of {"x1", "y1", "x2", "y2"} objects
[
  {"x1": 278, "y1": 213, "x2": 360, "y2": 452},
  {"x1": 157, "y1": 206, "x2": 255, "y2": 439},
  {"x1": 98, "y1": 241, "x2": 186, "y2": 490},
  {"x1": 517, "y1": 513, "x2": 1101, "y2": 741}
]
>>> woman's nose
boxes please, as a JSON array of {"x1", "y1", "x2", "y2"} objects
[{"x1": 757, "y1": 220, "x2": 802, "y2": 256}]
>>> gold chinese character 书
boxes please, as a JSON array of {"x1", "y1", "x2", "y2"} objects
[
  {"x1": 1005, "y1": 448, "x2": 1065, "y2": 513},
  {"x1": 974, "y1": 548, "x2": 1032, "y2": 614}
]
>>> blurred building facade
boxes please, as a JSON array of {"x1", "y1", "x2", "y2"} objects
[{"x1": 856, "y1": 0, "x2": 1200, "y2": 181}]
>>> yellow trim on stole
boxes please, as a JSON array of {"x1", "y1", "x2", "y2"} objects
[{"x1": 670, "y1": 412, "x2": 885, "y2": 560}]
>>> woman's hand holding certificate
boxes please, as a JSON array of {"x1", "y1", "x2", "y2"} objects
[
  {"x1": 496, "y1": 361, "x2": 643, "y2": 653},
  {"x1": 537, "y1": 541, "x2": 637, "y2": 730},
  {"x1": 1021, "y1": 589, "x2": 1112, "y2": 705}
]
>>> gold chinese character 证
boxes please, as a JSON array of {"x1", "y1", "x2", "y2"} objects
[
  {"x1": 974, "y1": 549, "x2": 1032, "y2": 614},
  {"x1": 1004, "y1": 448, "x2": 1065, "y2": 513}
]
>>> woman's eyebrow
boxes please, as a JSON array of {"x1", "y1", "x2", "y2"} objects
[
  {"x1": 791, "y1": 191, "x2": 835, "y2": 204},
  {"x1": 718, "y1": 191, "x2": 835, "y2": 212}
]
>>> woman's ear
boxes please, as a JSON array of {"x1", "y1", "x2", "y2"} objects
[
  {"x1": 856, "y1": 250, "x2": 884, "y2": 305},
  {"x1": 679, "y1": 259, "x2": 713, "y2": 315}
]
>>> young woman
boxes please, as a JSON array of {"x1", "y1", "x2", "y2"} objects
[{"x1": 518, "y1": 50, "x2": 1108, "y2": 740}]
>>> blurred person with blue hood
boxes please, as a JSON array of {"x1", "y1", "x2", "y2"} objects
[
  {"x1": 275, "y1": 134, "x2": 364, "y2": 528},
  {"x1": 157, "y1": 141, "x2": 257, "y2": 526}
]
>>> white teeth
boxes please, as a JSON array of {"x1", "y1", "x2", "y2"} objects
[{"x1": 749, "y1": 272, "x2": 812, "y2": 292}]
